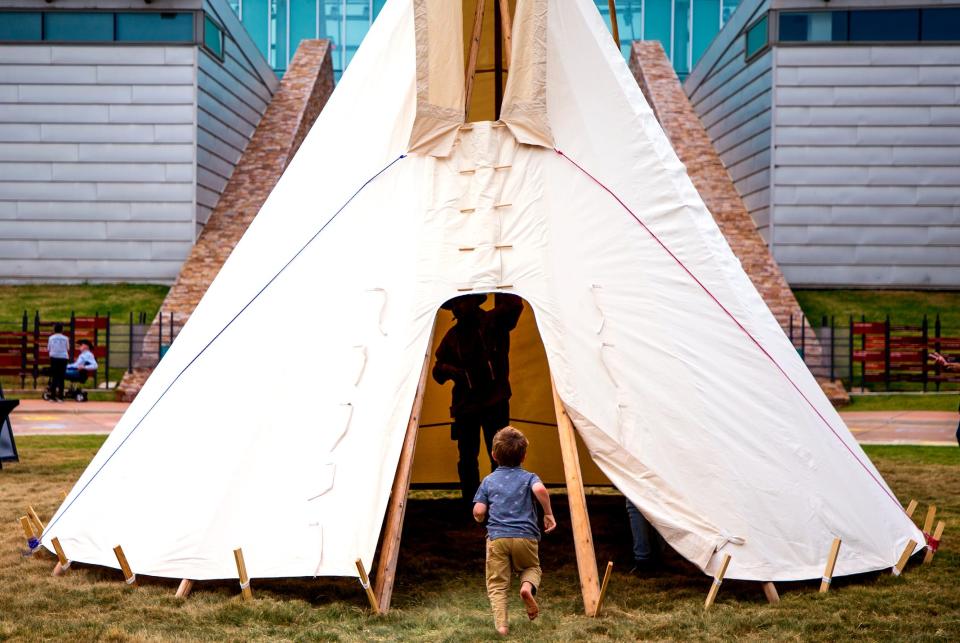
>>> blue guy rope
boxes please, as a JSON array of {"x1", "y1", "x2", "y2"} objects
[{"x1": 40, "y1": 154, "x2": 408, "y2": 541}]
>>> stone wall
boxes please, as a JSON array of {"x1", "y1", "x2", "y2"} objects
[{"x1": 117, "y1": 40, "x2": 334, "y2": 401}]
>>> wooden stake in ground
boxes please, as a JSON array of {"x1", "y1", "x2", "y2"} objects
[
  {"x1": 464, "y1": 0, "x2": 486, "y2": 119},
  {"x1": 51, "y1": 537, "x2": 70, "y2": 576},
  {"x1": 551, "y1": 377, "x2": 601, "y2": 617},
  {"x1": 233, "y1": 548, "x2": 253, "y2": 600},
  {"x1": 905, "y1": 499, "x2": 918, "y2": 519},
  {"x1": 892, "y1": 540, "x2": 918, "y2": 576},
  {"x1": 497, "y1": 0, "x2": 513, "y2": 70},
  {"x1": 175, "y1": 579, "x2": 194, "y2": 599},
  {"x1": 762, "y1": 582, "x2": 780, "y2": 604},
  {"x1": 27, "y1": 506, "x2": 45, "y2": 535},
  {"x1": 923, "y1": 521, "x2": 945, "y2": 565},
  {"x1": 704, "y1": 554, "x2": 732, "y2": 610},
  {"x1": 19, "y1": 516, "x2": 38, "y2": 554},
  {"x1": 819, "y1": 537, "x2": 842, "y2": 593},
  {"x1": 355, "y1": 559, "x2": 380, "y2": 614},
  {"x1": 113, "y1": 545, "x2": 137, "y2": 587},
  {"x1": 595, "y1": 561, "x2": 614, "y2": 616},
  {"x1": 922, "y1": 505, "x2": 937, "y2": 534},
  {"x1": 373, "y1": 334, "x2": 433, "y2": 614},
  {"x1": 607, "y1": 0, "x2": 620, "y2": 47}
]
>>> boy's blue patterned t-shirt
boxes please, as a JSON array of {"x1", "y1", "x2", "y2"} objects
[{"x1": 473, "y1": 466, "x2": 542, "y2": 540}]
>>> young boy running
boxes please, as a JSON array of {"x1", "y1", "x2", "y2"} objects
[{"x1": 473, "y1": 426, "x2": 557, "y2": 635}]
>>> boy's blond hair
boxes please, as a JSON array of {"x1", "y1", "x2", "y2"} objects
[{"x1": 491, "y1": 426, "x2": 528, "y2": 467}]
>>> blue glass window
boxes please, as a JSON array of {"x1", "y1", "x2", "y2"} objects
[
  {"x1": 779, "y1": 11, "x2": 847, "y2": 42},
  {"x1": 43, "y1": 12, "x2": 114, "y2": 42},
  {"x1": 0, "y1": 12, "x2": 42, "y2": 41},
  {"x1": 116, "y1": 12, "x2": 194, "y2": 42},
  {"x1": 204, "y1": 15, "x2": 225, "y2": 59},
  {"x1": 849, "y1": 9, "x2": 919, "y2": 42},
  {"x1": 922, "y1": 8, "x2": 960, "y2": 41},
  {"x1": 745, "y1": 15, "x2": 768, "y2": 59}
]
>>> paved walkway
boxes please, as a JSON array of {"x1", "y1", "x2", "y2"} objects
[{"x1": 6, "y1": 400, "x2": 958, "y2": 445}]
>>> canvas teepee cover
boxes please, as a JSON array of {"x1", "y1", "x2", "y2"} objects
[{"x1": 42, "y1": 0, "x2": 922, "y2": 588}]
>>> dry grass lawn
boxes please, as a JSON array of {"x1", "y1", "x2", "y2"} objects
[{"x1": 1, "y1": 437, "x2": 958, "y2": 641}]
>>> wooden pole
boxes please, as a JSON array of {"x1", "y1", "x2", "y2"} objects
[
  {"x1": 892, "y1": 540, "x2": 917, "y2": 576},
  {"x1": 233, "y1": 548, "x2": 253, "y2": 600},
  {"x1": 498, "y1": 0, "x2": 513, "y2": 70},
  {"x1": 373, "y1": 335, "x2": 434, "y2": 614},
  {"x1": 922, "y1": 505, "x2": 937, "y2": 534},
  {"x1": 355, "y1": 559, "x2": 380, "y2": 614},
  {"x1": 464, "y1": 0, "x2": 487, "y2": 119},
  {"x1": 905, "y1": 499, "x2": 918, "y2": 519},
  {"x1": 595, "y1": 561, "x2": 614, "y2": 616},
  {"x1": 923, "y1": 521, "x2": 945, "y2": 564},
  {"x1": 27, "y1": 506, "x2": 45, "y2": 535},
  {"x1": 607, "y1": 0, "x2": 620, "y2": 47},
  {"x1": 19, "y1": 516, "x2": 35, "y2": 542},
  {"x1": 819, "y1": 537, "x2": 842, "y2": 593},
  {"x1": 113, "y1": 545, "x2": 137, "y2": 587},
  {"x1": 51, "y1": 537, "x2": 70, "y2": 576},
  {"x1": 704, "y1": 554, "x2": 731, "y2": 610},
  {"x1": 551, "y1": 377, "x2": 601, "y2": 617},
  {"x1": 762, "y1": 582, "x2": 780, "y2": 604},
  {"x1": 175, "y1": 579, "x2": 194, "y2": 599}
]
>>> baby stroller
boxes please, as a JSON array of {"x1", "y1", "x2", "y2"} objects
[{"x1": 42, "y1": 366, "x2": 92, "y2": 402}]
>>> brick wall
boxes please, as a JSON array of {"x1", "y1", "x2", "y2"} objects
[
  {"x1": 117, "y1": 40, "x2": 334, "y2": 401},
  {"x1": 630, "y1": 42, "x2": 847, "y2": 403}
]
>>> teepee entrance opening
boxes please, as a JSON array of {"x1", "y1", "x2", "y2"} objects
[{"x1": 372, "y1": 294, "x2": 609, "y2": 615}]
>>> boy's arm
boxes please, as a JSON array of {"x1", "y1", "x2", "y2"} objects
[
  {"x1": 473, "y1": 502, "x2": 488, "y2": 523},
  {"x1": 531, "y1": 482, "x2": 556, "y2": 533}
]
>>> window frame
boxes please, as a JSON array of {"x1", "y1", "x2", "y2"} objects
[
  {"x1": 744, "y1": 14, "x2": 771, "y2": 62},
  {"x1": 772, "y1": 6, "x2": 960, "y2": 47},
  {"x1": 201, "y1": 13, "x2": 227, "y2": 62},
  {"x1": 0, "y1": 9, "x2": 201, "y2": 46}
]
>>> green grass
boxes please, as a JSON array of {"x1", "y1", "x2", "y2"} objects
[
  {"x1": 794, "y1": 289, "x2": 960, "y2": 333},
  {"x1": 0, "y1": 284, "x2": 169, "y2": 323},
  {"x1": 846, "y1": 394, "x2": 960, "y2": 412},
  {"x1": 1, "y1": 436, "x2": 958, "y2": 641}
]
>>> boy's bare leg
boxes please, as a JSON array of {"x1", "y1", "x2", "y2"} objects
[{"x1": 520, "y1": 581, "x2": 539, "y2": 620}]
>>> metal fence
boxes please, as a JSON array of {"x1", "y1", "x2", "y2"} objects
[
  {"x1": 0, "y1": 311, "x2": 182, "y2": 390},
  {"x1": 786, "y1": 313, "x2": 960, "y2": 392}
]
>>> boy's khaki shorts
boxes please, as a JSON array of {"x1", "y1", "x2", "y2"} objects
[{"x1": 485, "y1": 537, "x2": 542, "y2": 629}]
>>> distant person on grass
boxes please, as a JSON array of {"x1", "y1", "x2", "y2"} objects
[
  {"x1": 47, "y1": 323, "x2": 69, "y2": 402},
  {"x1": 473, "y1": 426, "x2": 556, "y2": 636},
  {"x1": 929, "y1": 351, "x2": 960, "y2": 446}
]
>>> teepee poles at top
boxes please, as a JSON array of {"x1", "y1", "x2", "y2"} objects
[
  {"x1": 498, "y1": 0, "x2": 513, "y2": 69},
  {"x1": 608, "y1": 1, "x2": 620, "y2": 47},
  {"x1": 465, "y1": 0, "x2": 487, "y2": 118}
]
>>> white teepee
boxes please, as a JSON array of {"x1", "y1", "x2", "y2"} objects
[{"x1": 42, "y1": 0, "x2": 922, "y2": 594}]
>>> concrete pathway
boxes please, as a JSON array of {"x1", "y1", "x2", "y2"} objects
[{"x1": 6, "y1": 399, "x2": 958, "y2": 445}]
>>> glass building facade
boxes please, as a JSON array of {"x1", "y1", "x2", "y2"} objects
[{"x1": 228, "y1": 0, "x2": 740, "y2": 79}]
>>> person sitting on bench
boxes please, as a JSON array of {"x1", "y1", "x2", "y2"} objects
[{"x1": 66, "y1": 339, "x2": 98, "y2": 378}]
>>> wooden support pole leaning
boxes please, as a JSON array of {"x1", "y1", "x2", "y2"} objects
[
  {"x1": 355, "y1": 559, "x2": 380, "y2": 614},
  {"x1": 175, "y1": 579, "x2": 194, "y2": 599},
  {"x1": 762, "y1": 582, "x2": 780, "y2": 604},
  {"x1": 19, "y1": 515, "x2": 35, "y2": 543},
  {"x1": 819, "y1": 537, "x2": 842, "y2": 593},
  {"x1": 51, "y1": 537, "x2": 70, "y2": 576},
  {"x1": 595, "y1": 561, "x2": 614, "y2": 616},
  {"x1": 233, "y1": 548, "x2": 253, "y2": 600},
  {"x1": 892, "y1": 539, "x2": 917, "y2": 576},
  {"x1": 551, "y1": 376, "x2": 601, "y2": 617},
  {"x1": 923, "y1": 521, "x2": 945, "y2": 564},
  {"x1": 905, "y1": 499, "x2": 918, "y2": 519},
  {"x1": 464, "y1": 0, "x2": 486, "y2": 119},
  {"x1": 373, "y1": 335, "x2": 434, "y2": 615},
  {"x1": 113, "y1": 545, "x2": 137, "y2": 587},
  {"x1": 704, "y1": 553, "x2": 731, "y2": 610},
  {"x1": 607, "y1": 0, "x2": 620, "y2": 47},
  {"x1": 497, "y1": 0, "x2": 513, "y2": 70}
]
